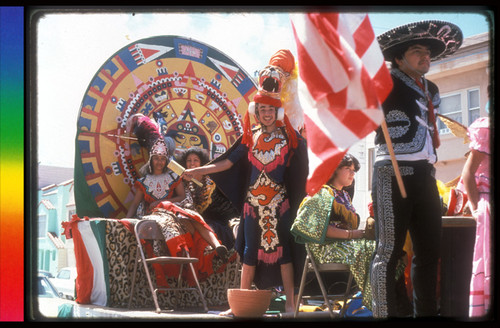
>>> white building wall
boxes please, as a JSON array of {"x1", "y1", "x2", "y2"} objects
[{"x1": 349, "y1": 136, "x2": 373, "y2": 229}]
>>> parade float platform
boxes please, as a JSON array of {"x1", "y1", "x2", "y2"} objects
[
  {"x1": 62, "y1": 217, "x2": 240, "y2": 311},
  {"x1": 58, "y1": 301, "x2": 231, "y2": 320},
  {"x1": 55, "y1": 216, "x2": 475, "y2": 320},
  {"x1": 56, "y1": 301, "x2": 337, "y2": 320}
]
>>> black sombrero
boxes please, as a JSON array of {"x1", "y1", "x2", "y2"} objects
[{"x1": 377, "y1": 20, "x2": 463, "y2": 61}]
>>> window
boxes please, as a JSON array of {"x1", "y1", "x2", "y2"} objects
[
  {"x1": 468, "y1": 89, "x2": 480, "y2": 125},
  {"x1": 67, "y1": 208, "x2": 76, "y2": 221},
  {"x1": 438, "y1": 93, "x2": 462, "y2": 134},
  {"x1": 38, "y1": 277, "x2": 58, "y2": 297},
  {"x1": 438, "y1": 87, "x2": 482, "y2": 134},
  {"x1": 38, "y1": 214, "x2": 47, "y2": 238},
  {"x1": 57, "y1": 269, "x2": 71, "y2": 280}
]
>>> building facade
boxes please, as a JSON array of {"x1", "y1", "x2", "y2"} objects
[
  {"x1": 37, "y1": 178, "x2": 76, "y2": 275},
  {"x1": 428, "y1": 32, "x2": 491, "y2": 183}
]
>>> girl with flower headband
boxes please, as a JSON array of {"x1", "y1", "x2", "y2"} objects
[{"x1": 184, "y1": 49, "x2": 308, "y2": 314}]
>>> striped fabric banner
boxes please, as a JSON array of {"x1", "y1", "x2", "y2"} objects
[
  {"x1": 291, "y1": 13, "x2": 393, "y2": 194},
  {"x1": 71, "y1": 218, "x2": 110, "y2": 306}
]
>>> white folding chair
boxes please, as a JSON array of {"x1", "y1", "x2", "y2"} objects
[{"x1": 128, "y1": 219, "x2": 208, "y2": 313}]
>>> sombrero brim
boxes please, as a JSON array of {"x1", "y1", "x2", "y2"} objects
[{"x1": 377, "y1": 20, "x2": 463, "y2": 61}]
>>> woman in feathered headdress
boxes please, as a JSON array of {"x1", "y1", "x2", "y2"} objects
[{"x1": 184, "y1": 49, "x2": 309, "y2": 314}]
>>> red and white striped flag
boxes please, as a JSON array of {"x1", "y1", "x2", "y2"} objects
[{"x1": 291, "y1": 13, "x2": 393, "y2": 195}]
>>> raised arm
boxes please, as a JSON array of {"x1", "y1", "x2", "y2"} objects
[{"x1": 183, "y1": 158, "x2": 233, "y2": 181}]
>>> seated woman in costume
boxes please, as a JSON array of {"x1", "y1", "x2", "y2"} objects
[
  {"x1": 291, "y1": 153, "x2": 378, "y2": 310},
  {"x1": 125, "y1": 115, "x2": 229, "y2": 268},
  {"x1": 177, "y1": 147, "x2": 239, "y2": 250},
  {"x1": 126, "y1": 138, "x2": 228, "y2": 259}
]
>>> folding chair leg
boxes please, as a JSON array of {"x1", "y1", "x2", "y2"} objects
[
  {"x1": 294, "y1": 254, "x2": 311, "y2": 318},
  {"x1": 308, "y1": 248, "x2": 335, "y2": 318},
  {"x1": 311, "y1": 264, "x2": 335, "y2": 318},
  {"x1": 339, "y1": 272, "x2": 354, "y2": 318},
  {"x1": 188, "y1": 262, "x2": 208, "y2": 312},
  {"x1": 142, "y1": 260, "x2": 162, "y2": 313},
  {"x1": 174, "y1": 263, "x2": 184, "y2": 310}
]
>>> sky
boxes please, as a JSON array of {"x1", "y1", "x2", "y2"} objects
[{"x1": 35, "y1": 8, "x2": 492, "y2": 168}]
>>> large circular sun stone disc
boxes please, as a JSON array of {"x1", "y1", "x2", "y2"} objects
[{"x1": 75, "y1": 35, "x2": 257, "y2": 218}]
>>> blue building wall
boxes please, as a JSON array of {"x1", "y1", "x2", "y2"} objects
[{"x1": 37, "y1": 180, "x2": 75, "y2": 275}]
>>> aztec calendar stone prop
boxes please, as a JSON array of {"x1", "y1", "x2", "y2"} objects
[{"x1": 74, "y1": 35, "x2": 257, "y2": 218}]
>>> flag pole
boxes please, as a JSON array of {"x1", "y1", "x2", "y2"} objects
[{"x1": 380, "y1": 120, "x2": 407, "y2": 198}]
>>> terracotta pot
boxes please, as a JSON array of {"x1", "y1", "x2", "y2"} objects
[{"x1": 227, "y1": 288, "x2": 272, "y2": 318}]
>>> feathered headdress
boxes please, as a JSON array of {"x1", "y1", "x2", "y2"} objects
[
  {"x1": 126, "y1": 114, "x2": 171, "y2": 176},
  {"x1": 150, "y1": 138, "x2": 169, "y2": 158},
  {"x1": 242, "y1": 49, "x2": 301, "y2": 148}
]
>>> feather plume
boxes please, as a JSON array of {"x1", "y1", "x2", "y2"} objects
[{"x1": 437, "y1": 113, "x2": 470, "y2": 143}]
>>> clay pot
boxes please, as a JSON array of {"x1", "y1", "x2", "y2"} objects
[{"x1": 227, "y1": 288, "x2": 272, "y2": 318}]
